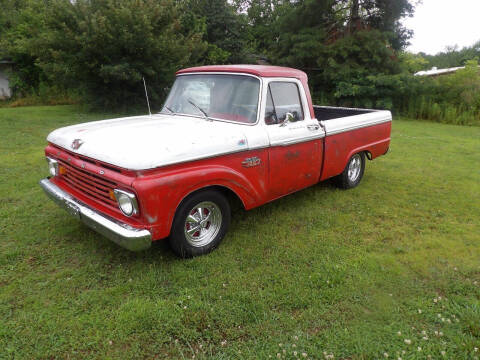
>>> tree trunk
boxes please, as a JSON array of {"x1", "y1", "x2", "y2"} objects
[{"x1": 348, "y1": 0, "x2": 360, "y2": 35}]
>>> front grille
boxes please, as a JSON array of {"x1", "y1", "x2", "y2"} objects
[{"x1": 58, "y1": 159, "x2": 118, "y2": 208}]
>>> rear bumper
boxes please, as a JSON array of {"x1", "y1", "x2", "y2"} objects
[{"x1": 39, "y1": 178, "x2": 152, "y2": 251}]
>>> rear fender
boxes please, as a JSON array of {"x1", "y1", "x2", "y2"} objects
[
  {"x1": 334, "y1": 138, "x2": 390, "y2": 177},
  {"x1": 321, "y1": 121, "x2": 391, "y2": 180},
  {"x1": 345, "y1": 138, "x2": 391, "y2": 164}
]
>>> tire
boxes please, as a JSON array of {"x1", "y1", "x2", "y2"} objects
[
  {"x1": 169, "y1": 190, "x2": 231, "y2": 258},
  {"x1": 336, "y1": 152, "x2": 366, "y2": 189}
]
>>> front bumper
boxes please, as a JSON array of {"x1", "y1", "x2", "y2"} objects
[{"x1": 39, "y1": 178, "x2": 152, "y2": 251}]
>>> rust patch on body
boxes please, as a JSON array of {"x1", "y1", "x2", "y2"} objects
[
  {"x1": 145, "y1": 214, "x2": 158, "y2": 224},
  {"x1": 285, "y1": 151, "x2": 300, "y2": 160}
]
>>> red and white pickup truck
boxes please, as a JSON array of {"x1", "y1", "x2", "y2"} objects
[{"x1": 40, "y1": 65, "x2": 391, "y2": 257}]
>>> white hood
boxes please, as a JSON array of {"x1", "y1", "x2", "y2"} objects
[{"x1": 47, "y1": 114, "x2": 254, "y2": 170}]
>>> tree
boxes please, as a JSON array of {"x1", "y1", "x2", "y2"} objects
[
  {"x1": 421, "y1": 41, "x2": 480, "y2": 69},
  {"x1": 398, "y1": 52, "x2": 428, "y2": 73},
  {"x1": 26, "y1": 0, "x2": 208, "y2": 108},
  {"x1": 180, "y1": 0, "x2": 251, "y2": 64},
  {"x1": 0, "y1": 0, "x2": 49, "y2": 95},
  {"x1": 334, "y1": 0, "x2": 415, "y2": 49}
]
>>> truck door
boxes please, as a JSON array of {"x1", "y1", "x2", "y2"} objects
[{"x1": 264, "y1": 80, "x2": 325, "y2": 199}]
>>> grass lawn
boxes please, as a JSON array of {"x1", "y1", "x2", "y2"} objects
[{"x1": 0, "y1": 105, "x2": 479, "y2": 359}]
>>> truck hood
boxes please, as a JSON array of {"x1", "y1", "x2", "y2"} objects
[{"x1": 47, "y1": 114, "x2": 251, "y2": 170}]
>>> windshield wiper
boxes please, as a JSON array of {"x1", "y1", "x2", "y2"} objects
[
  {"x1": 162, "y1": 106, "x2": 175, "y2": 115},
  {"x1": 187, "y1": 98, "x2": 212, "y2": 121}
]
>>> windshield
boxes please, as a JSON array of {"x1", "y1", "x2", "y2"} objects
[{"x1": 162, "y1": 74, "x2": 260, "y2": 124}]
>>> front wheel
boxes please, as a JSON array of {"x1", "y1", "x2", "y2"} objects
[
  {"x1": 336, "y1": 152, "x2": 366, "y2": 189},
  {"x1": 169, "y1": 190, "x2": 231, "y2": 258}
]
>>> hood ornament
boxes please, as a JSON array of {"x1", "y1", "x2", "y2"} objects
[{"x1": 71, "y1": 139, "x2": 84, "y2": 150}]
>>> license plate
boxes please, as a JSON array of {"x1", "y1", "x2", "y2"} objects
[{"x1": 65, "y1": 201, "x2": 81, "y2": 219}]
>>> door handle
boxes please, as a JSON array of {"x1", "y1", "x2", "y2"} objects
[{"x1": 307, "y1": 124, "x2": 320, "y2": 131}]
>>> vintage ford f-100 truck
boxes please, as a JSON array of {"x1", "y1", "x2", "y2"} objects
[{"x1": 40, "y1": 65, "x2": 391, "y2": 257}]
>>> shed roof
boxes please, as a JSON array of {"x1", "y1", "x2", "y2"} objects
[{"x1": 414, "y1": 66, "x2": 464, "y2": 77}]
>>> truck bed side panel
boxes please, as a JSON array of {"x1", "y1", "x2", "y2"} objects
[{"x1": 320, "y1": 121, "x2": 391, "y2": 181}]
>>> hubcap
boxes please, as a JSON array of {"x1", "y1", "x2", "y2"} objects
[
  {"x1": 347, "y1": 154, "x2": 362, "y2": 182},
  {"x1": 184, "y1": 201, "x2": 222, "y2": 247}
]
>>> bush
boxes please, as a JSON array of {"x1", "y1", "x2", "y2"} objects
[
  {"x1": 6, "y1": 82, "x2": 80, "y2": 107},
  {"x1": 395, "y1": 60, "x2": 480, "y2": 126},
  {"x1": 31, "y1": 0, "x2": 208, "y2": 109}
]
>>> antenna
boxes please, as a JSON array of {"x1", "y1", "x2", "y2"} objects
[{"x1": 142, "y1": 76, "x2": 152, "y2": 116}]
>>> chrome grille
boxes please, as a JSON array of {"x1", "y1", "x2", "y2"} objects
[{"x1": 58, "y1": 159, "x2": 117, "y2": 208}]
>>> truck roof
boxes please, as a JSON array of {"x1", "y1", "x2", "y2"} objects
[
  {"x1": 176, "y1": 64, "x2": 315, "y2": 119},
  {"x1": 176, "y1": 65, "x2": 308, "y2": 80}
]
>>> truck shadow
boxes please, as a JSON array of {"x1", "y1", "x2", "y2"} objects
[
  {"x1": 227, "y1": 178, "x2": 337, "y2": 232},
  {"x1": 78, "y1": 178, "x2": 338, "y2": 263}
]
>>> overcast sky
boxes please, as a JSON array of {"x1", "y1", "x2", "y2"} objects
[{"x1": 403, "y1": 0, "x2": 480, "y2": 55}]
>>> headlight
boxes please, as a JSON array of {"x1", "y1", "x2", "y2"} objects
[
  {"x1": 113, "y1": 189, "x2": 139, "y2": 216},
  {"x1": 46, "y1": 157, "x2": 59, "y2": 177}
]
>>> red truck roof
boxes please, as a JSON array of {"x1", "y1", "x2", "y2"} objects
[
  {"x1": 176, "y1": 65, "x2": 307, "y2": 79},
  {"x1": 176, "y1": 65, "x2": 315, "y2": 118}
]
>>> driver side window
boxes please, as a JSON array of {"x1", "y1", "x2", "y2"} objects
[{"x1": 265, "y1": 82, "x2": 304, "y2": 125}]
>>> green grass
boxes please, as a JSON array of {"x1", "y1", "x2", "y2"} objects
[{"x1": 1, "y1": 106, "x2": 479, "y2": 359}]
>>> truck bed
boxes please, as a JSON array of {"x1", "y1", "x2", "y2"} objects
[
  {"x1": 313, "y1": 105, "x2": 391, "y2": 137},
  {"x1": 313, "y1": 105, "x2": 392, "y2": 181},
  {"x1": 313, "y1": 105, "x2": 374, "y2": 121}
]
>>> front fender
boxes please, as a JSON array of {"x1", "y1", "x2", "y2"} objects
[{"x1": 132, "y1": 156, "x2": 267, "y2": 240}]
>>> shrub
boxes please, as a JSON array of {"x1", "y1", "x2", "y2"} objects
[
  {"x1": 399, "y1": 60, "x2": 480, "y2": 126},
  {"x1": 31, "y1": 0, "x2": 208, "y2": 109}
]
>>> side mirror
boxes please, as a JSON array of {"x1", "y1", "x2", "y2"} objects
[{"x1": 280, "y1": 112, "x2": 295, "y2": 127}]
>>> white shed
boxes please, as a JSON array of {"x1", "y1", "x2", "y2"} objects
[
  {"x1": 0, "y1": 60, "x2": 13, "y2": 99},
  {"x1": 414, "y1": 66, "x2": 465, "y2": 77}
]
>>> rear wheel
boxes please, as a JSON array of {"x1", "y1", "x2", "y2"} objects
[
  {"x1": 169, "y1": 190, "x2": 231, "y2": 258},
  {"x1": 336, "y1": 152, "x2": 366, "y2": 189}
]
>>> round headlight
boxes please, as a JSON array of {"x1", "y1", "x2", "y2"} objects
[
  {"x1": 117, "y1": 193, "x2": 134, "y2": 216},
  {"x1": 47, "y1": 158, "x2": 59, "y2": 176},
  {"x1": 114, "y1": 189, "x2": 139, "y2": 216}
]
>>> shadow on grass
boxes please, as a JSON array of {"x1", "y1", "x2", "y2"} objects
[{"x1": 58, "y1": 178, "x2": 339, "y2": 269}]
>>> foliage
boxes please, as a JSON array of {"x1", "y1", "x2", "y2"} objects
[
  {"x1": 1, "y1": 0, "x2": 418, "y2": 109},
  {"x1": 1, "y1": 0, "x2": 478, "y2": 125},
  {"x1": 397, "y1": 60, "x2": 480, "y2": 126},
  {"x1": 1, "y1": 82, "x2": 80, "y2": 108},
  {"x1": 180, "y1": 0, "x2": 252, "y2": 64},
  {"x1": 0, "y1": 0, "x2": 49, "y2": 95},
  {"x1": 248, "y1": 0, "x2": 417, "y2": 111},
  {"x1": 237, "y1": 0, "x2": 286, "y2": 55},
  {"x1": 36, "y1": 0, "x2": 208, "y2": 109},
  {"x1": 421, "y1": 41, "x2": 480, "y2": 69},
  {"x1": 398, "y1": 52, "x2": 429, "y2": 73},
  {"x1": 332, "y1": 0, "x2": 415, "y2": 50},
  {"x1": 1, "y1": 105, "x2": 480, "y2": 358},
  {"x1": 1, "y1": 0, "x2": 209, "y2": 109},
  {"x1": 313, "y1": 30, "x2": 402, "y2": 108}
]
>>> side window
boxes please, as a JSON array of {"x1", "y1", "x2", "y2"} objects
[
  {"x1": 265, "y1": 86, "x2": 278, "y2": 125},
  {"x1": 265, "y1": 82, "x2": 304, "y2": 125}
]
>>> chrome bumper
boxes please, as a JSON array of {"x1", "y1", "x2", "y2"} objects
[{"x1": 39, "y1": 178, "x2": 152, "y2": 251}]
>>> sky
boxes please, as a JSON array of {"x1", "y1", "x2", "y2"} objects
[{"x1": 403, "y1": 0, "x2": 480, "y2": 55}]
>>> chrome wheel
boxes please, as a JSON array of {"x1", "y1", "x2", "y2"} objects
[
  {"x1": 184, "y1": 201, "x2": 222, "y2": 247},
  {"x1": 347, "y1": 154, "x2": 362, "y2": 182}
]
